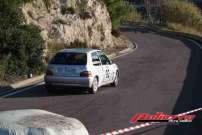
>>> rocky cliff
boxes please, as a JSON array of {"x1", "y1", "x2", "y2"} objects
[{"x1": 21, "y1": 0, "x2": 116, "y2": 51}]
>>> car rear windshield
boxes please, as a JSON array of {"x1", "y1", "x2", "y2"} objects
[{"x1": 50, "y1": 52, "x2": 87, "y2": 65}]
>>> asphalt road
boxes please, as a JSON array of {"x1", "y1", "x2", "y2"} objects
[{"x1": 0, "y1": 27, "x2": 202, "y2": 135}]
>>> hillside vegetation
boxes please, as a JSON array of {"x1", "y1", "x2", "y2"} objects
[
  {"x1": 0, "y1": 0, "x2": 46, "y2": 84},
  {"x1": 136, "y1": 0, "x2": 202, "y2": 36},
  {"x1": 104, "y1": 0, "x2": 141, "y2": 29},
  {"x1": 161, "y1": 0, "x2": 202, "y2": 32}
]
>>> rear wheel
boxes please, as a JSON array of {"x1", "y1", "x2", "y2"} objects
[
  {"x1": 111, "y1": 71, "x2": 119, "y2": 87},
  {"x1": 89, "y1": 78, "x2": 98, "y2": 94}
]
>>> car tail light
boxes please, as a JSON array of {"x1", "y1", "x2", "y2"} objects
[
  {"x1": 80, "y1": 71, "x2": 92, "y2": 77},
  {"x1": 46, "y1": 69, "x2": 53, "y2": 76}
]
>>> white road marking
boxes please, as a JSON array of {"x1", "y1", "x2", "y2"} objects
[
  {"x1": 0, "y1": 82, "x2": 44, "y2": 98},
  {"x1": 186, "y1": 39, "x2": 202, "y2": 50}
]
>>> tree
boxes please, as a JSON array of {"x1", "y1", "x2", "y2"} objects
[
  {"x1": 161, "y1": 0, "x2": 202, "y2": 30},
  {"x1": 0, "y1": 0, "x2": 45, "y2": 82},
  {"x1": 105, "y1": 0, "x2": 135, "y2": 29}
]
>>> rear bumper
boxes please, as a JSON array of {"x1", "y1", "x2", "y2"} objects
[{"x1": 44, "y1": 75, "x2": 93, "y2": 88}]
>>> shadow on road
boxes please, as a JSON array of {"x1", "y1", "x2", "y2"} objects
[
  {"x1": 162, "y1": 37, "x2": 202, "y2": 135},
  {"x1": 0, "y1": 86, "x2": 13, "y2": 96},
  {"x1": 5, "y1": 84, "x2": 112, "y2": 98},
  {"x1": 45, "y1": 86, "x2": 90, "y2": 95},
  {"x1": 8, "y1": 85, "x2": 91, "y2": 98},
  {"x1": 121, "y1": 26, "x2": 202, "y2": 135}
]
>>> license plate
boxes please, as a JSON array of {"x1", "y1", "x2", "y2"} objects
[{"x1": 65, "y1": 67, "x2": 77, "y2": 75}]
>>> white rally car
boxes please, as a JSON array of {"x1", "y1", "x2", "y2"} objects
[{"x1": 45, "y1": 48, "x2": 119, "y2": 94}]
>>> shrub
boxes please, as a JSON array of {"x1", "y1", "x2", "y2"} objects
[
  {"x1": 161, "y1": 0, "x2": 202, "y2": 31},
  {"x1": 0, "y1": 0, "x2": 45, "y2": 83},
  {"x1": 61, "y1": 6, "x2": 75, "y2": 15},
  {"x1": 122, "y1": 5, "x2": 142, "y2": 24},
  {"x1": 0, "y1": 57, "x2": 8, "y2": 81},
  {"x1": 0, "y1": 0, "x2": 25, "y2": 28},
  {"x1": 20, "y1": 25, "x2": 45, "y2": 74},
  {"x1": 0, "y1": 25, "x2": 45, "y2": 81},
  {"x1": 104, "y1": 0, "x2": 136, "y2": 29}
]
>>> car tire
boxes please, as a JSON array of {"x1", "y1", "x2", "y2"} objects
[
  {"x1": 89, "y1": 78, "x2": 98, "y2": 94},
  {"x1": 111, "y1": 71, "x2": 119, "y2": 87}
]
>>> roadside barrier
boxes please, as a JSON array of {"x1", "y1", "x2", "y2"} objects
[{"x1": 100, "y1": 108, "x2": 202, "y2": 135}]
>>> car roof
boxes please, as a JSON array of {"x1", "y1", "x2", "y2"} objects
[{"x1": 59, "y1": 48, "x2": 100, "y2": 54}]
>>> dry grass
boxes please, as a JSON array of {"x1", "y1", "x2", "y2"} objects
[
  {"x1": 104, "y1": 35, "x2": 129, "y2": 55},
  {"x1": 46, "y1": 36, "x2": 129, "y2": 61},
  {"x1": 165, "y1": 23, "x2": 202, "y2": 37}
]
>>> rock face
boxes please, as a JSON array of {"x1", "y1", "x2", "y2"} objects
[
  {"x1": 0, "y1": 109, "x2": 89, "y2": 135},
  {"x1": 22, "y1": 0, "x2": 113, "y2": 49}
]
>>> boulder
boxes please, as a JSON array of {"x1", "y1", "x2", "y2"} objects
[{"x1": 22, "y1": 0, "x2": 113, "y2": 49}]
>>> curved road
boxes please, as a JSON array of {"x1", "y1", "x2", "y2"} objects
[{"x1": 0, "y1": 27, "x2": 201, "y2": 135}]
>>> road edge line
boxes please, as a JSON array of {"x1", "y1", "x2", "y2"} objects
[{"x1": 0, "y1": 82, "x2": 44, "y2": 98}]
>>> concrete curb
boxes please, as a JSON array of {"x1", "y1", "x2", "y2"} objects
[
  {"x1": 1, "y1": 40, "x2": 137, "y2": 94},
  {"x1": 108, "y1": 40, "x2": 137, "y2": 59},
  {"x1": 11, "y1": 75, "x2": 44, "y2": 89}
]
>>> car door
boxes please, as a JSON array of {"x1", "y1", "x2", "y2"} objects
[
  {"x1": 91, "y1": 52, "x2": 104, "y2": 86},
  {"x1": 97, "y1": 51, "x2": 111, "y2": 84}
]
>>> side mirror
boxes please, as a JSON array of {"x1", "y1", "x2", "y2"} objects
[
  {"x1": 93, "y1": 60, "x2": 101, "y2": 66},
  {"x1": 109, "y1": 60, "x2": 113, "y2": 65}
]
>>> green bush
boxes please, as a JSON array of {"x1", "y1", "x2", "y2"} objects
[
  {"x1": 104, "y1": 0, "x2": 137, "y2": 29},
  {"x1": 0, "y1": 0, "x2": 25, "y2": 28},
  {"x1": 122, "y1": 5, "x2": 142, "y2": 23},
  {"x1": 0, "y1": 0, "x2": 45, "y2": 83},
  {"x1": 0, "y1": 25, "x2": 45, "y2": 81},
  {"x1": 161, "y1": 0, "x2": 202, "y2": 31}
]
